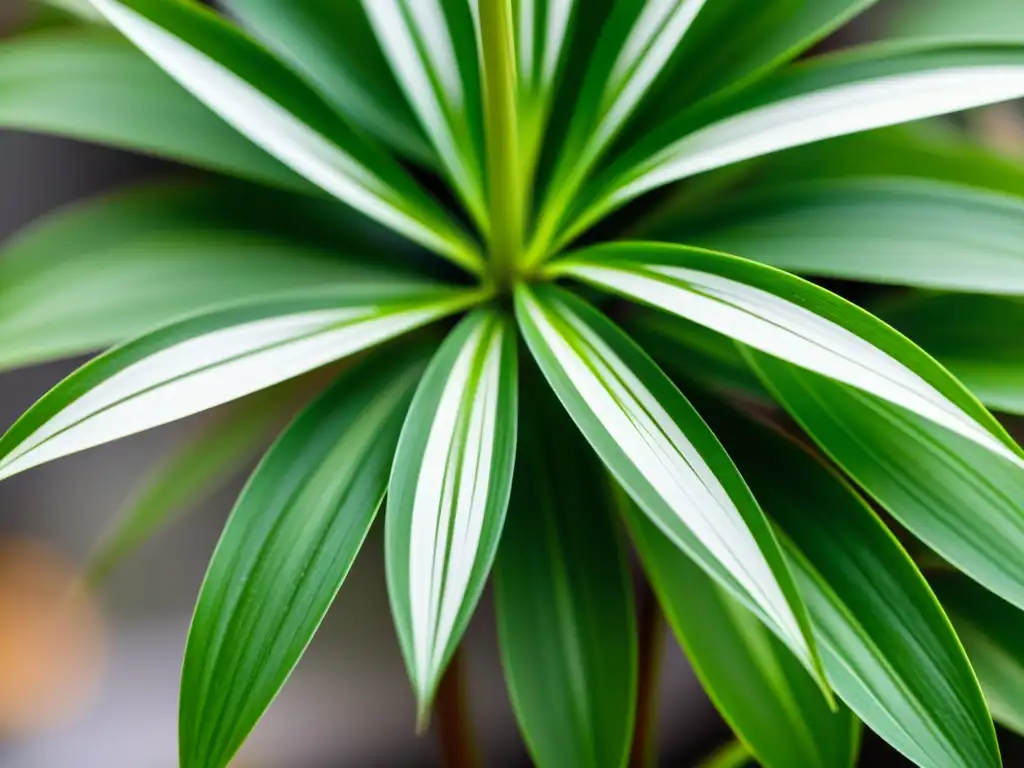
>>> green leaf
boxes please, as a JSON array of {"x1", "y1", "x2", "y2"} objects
[
  {"x1": 0, "y1": 284, "x2": 474, "y2": 482},
  {"x1": 86, "y1": 387, "x2": 288, "y2": 582},
  {"x1": 529, "y1": 0, "x2": 710, "y2": 259},
  {"x1": 567, "y1": 47, "x2": 1024, "y2": 247},
  {"x1": 698, "y1": 400, "x2": 998, "y2": 768},
  {"x1": 0, "y1": 181, "x2": 410, "y2": 371},
  {"x1": 931, "y1": 571, "x2": 1024, "y2": 737},
  {"x1": 740, "y1": 125, "x2": 1024, "y2": 194},
  {"x1": 623, "y1": 498, "x2": 857, "y2": 768},
  {"x1": 554, "y1": 242, "x2": 1024, "y2": 467},
  {"x1": 222, "y1": 0, "x2": 433, "y2": 164},
  {"x1": 362, "y1": 0, "x2": 487, "y2": 230},
  {"x1": 514, "y1": 0, "x2": 576, "y2": 167},
  {"x1": 386, "y1": 310, "x2": 518, "y2": 720},
  {"x1": 514, "y1": 284, "x2": 826, "y2": 692},
  {"x1": 0, "y1": 29, "x2": 300, "y2": 189},
  {"x1": 87, "y1": 0, "x2": 482, "y2": 272},
  {"x1": 39, "y1": 0, "x2": 107, "y2": 23},
  {"x1": 495, "y1": 376, "x2": 636, "y2": 768},
  {"x1": 179, "y1": 347, "x2": 426, "y2": 768},
  {"x1": 747, "y1": 351, "x2": 1024, "y2": 617},
  {"x1": 886, "y1": 0, "x2": 1024, "y2": 49},
  {"x1": 627, "y1": 0, "x2": 882, "y2": 137},
  {"x1": 622, "y1": 310, "x2": 767, "y2": 400},
  {"x1": 881, "y1": 294, "x2": 1024, "y2": 415},
  {"x1": 669, "y1": 178, "x2": 1024, "y2": 294}
]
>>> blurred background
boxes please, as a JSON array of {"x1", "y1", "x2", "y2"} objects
[{"x1": 0, "y1": 1, "x2": 1022, "y2": 766}]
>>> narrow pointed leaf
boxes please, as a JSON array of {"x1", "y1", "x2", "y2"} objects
[
  {"x1": 670, "y1": 178, "x2": 1024, "y2": 294},
  {"x1": 514, "y1": 284, "x2": 825, "y2": 689},
  {"x1": 623, "y1": 497, "x2": 857, "y2": 768},
  {"x1": 386, "y1": 310, "x2": 518, "y2": 717},
  {"x1": 0, "y1": 285, "x2": 474, "y2": 482},
  {"x1": 554, "y1": 242, "x2": 1024, "y2": 467},
  {"x1": 749, "y1": 351, "x2": 1024, "y2": 616},
  {"x1": 882, "y1": 295, "x2": 1024, "y2": 415},
  {"x1": 495, "y1": 378, "x2": 636, "y2": 768},
  {"x1": 0, "y1": 181, "x2": 410, "y2": 371},
  {"x1": 569, "y1": 47, "x2": 1024, "y2": 243},
  {"x1": 0, "y1": 29, "x2": 300, "y2": 189},
  {"x1": 931, "y1": 571, "x2": 1024, "y2": 737},
  {"x1": 87, "y1": 388, "x2": 288, "y2": 582},
  {"x1": 86, "y1": 0, "x2": 482, "y2": 272},
  {"x1": 179, "y1": 348, "x2": 426, "y2": 768},
  {"x1": 362, "y1": 0, "x2": 487, "y2": 229},
  {"x1": 699, "y1": 401, "x2": 999, "y2": 768},
  {"x1": 222, "y1": 0, "x2": 434, "y2": 164}
]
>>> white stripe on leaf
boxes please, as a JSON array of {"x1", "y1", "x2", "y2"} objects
[
  {"x1": 615, "y1": 64, "x2": 1024, "y2": 206},
  {"x1": 564, "y1": 261, "x2": 1023, "y2": 467},
  {"x1": 518, "y1": 290, "x2": 806, "y2": 660},
  {"x1": 88, "y1": 0, "x2": 469, "y2": 263},
  {"x1": 0, "y1": 303, "x2": 454, "y2": 481},
  {"x1": 409, "y1": 319, "x2": 505, "y2": 693},
  {"x1": 592, "y1": 0, "x2": 708, "y2": 156},
  {"x1": 363, "y1": 0, "x2": 484, "y2": 226}
]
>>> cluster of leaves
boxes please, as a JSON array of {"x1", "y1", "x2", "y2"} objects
[{"x1": 4, "y1": 0, "x2": 1024, "y2": 766}]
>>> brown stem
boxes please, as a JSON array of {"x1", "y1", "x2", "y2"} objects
[
  {"x1": 631, "y1": 577, "x2": 666, "y2": 767},
  {"x1": 435, "y1": 647, "x2": 481, "y2": 768}
]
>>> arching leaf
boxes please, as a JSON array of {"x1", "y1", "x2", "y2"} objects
[
  {"x1": 515, "y1": 284, "x2": 826, "y2": 692},
  {"x1": 567, "y1": 47, "x2": 1024, "y2": 247},
  {"x1": 672, "y1": 178, "x2": 1024, "y2": 294},
  {"x1": 0, "y1": 285, "x2": 475, "y2": 482},
  {"x1": 0, "y1": 181, "x2": 410, "y2": 371},
  {"x1": 749, "y1": 352, "x2": 1024, "y2": 617},
  {"x1": 699, "y1": 401, "x2": 998, "y2": 768},
  {"x1": 87, "y1": 0, "x2": 483, "y2": 272},
  {"x1": 554, "y1": 242, "x2": 1024, "y2": 466},
  {"x1": 0, "y1": 29, "x2": 300, "y2": 188}
]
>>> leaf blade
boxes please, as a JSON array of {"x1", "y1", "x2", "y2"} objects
[
  {"x1": 495, "y1": 377, "x2": 636, "y2": 768},
  {"x1": 663, "y1": 178, "x2": 1024, "y2": 295},
  {"x1": 0, "y1": 28, "x2": 300, "y2": 188},
  {"x1": 386, "y1": 310, "x2": 519, "y2": 717},
  {"x1": 696, "y1": 399, "x2": 999, "y2": 768},
  {"x1": 555, "y1": 242, "x2": 1023, "y2": 466},
  {"x1": 86, "y1": 0, "x2": 482, "y2": 272},
  {"x1": 748, "y1": 350, "x2": 1024, "y2": 617},
  {"x1": 0, "y1": 285, "x2": 474, "y2": 482},
  {"x1": 179, "y1": 347, "x2": 427, "y2": 768},
  {"x1": 569, "y1": 47, "x2": 1024, "y2": 244},
  {"x1": 514, "y1": 284, "x2": 825, "y2": 692},
  {"x1": 0, "y1": 181, "x2": 417, "y2": 371},
  {"x1": 623, "y1": 495, "x2": 857, "y2": 768}
]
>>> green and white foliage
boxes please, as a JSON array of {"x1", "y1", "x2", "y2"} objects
[{"x1": 3, "y1": 1, "x2": 1024, "y2": 765}]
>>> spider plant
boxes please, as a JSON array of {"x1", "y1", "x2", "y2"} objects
[{"x1": 4, "y1": 0, "x2": 1024, "y2": 766}]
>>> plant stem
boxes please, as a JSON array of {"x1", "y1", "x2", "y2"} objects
[
  {"x1": 697, "y1": 739, "x2": 752, "y2": 768},
  {"x1": 631, "y1": 578, "x2": 666, "y2": 767},
  {"x1": 479, "y1": 0, "x2": 523, "y2": 291},
  {"x1": 435, "y1": 647, "x2": 481, "y2": 768}
]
